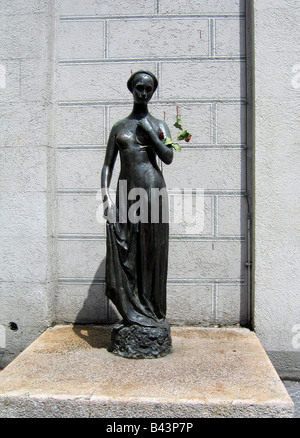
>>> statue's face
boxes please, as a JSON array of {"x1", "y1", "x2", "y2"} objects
[{"x1": 132, "y1": 74, "x2": 155, "y2": 104}]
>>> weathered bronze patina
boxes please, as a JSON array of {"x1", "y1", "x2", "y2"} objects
[{"x1": 101, "y1": 71, "x2": 173, "y2": 358}]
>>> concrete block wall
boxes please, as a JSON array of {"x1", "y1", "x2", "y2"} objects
[
  {"x1": 55, "y1": 0, "x2": 249, "y2": 327},
  {"x1": 252, "y1": 0, "x2": 300, "y2": 378},
  {"x1": 0, "y1": 1, "x2": 56, "y2": 368}
]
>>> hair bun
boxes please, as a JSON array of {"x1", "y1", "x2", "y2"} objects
[{"x1": 127, "y1": 70, "x2": 158, "y2": 93}]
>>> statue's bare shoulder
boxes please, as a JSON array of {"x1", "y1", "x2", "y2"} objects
[{"x1": 149, "y1": 114, "x2": 171, "y2": 137}]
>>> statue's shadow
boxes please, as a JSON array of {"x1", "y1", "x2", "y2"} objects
[
  {"x1": 72, "y1": 258, "x2": 119, "y2": 349},
  {"x1": 72, "y1": 324, "x2": 111, "y2": 349}
]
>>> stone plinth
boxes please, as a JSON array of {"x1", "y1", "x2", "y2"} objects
[{"x1": 0, "y1": 325, "x2": 294, "y2": 418}]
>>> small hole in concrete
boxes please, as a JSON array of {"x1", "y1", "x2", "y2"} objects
[{"x1": 9, "y1": 322, "x2": 18, "y2": 331}]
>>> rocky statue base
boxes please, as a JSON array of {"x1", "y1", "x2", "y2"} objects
[{"x1": 108, "y1": 323, "x2": 172, "y2": 359}]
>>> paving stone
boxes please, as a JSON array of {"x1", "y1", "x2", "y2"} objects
[{"x1": 283, "y1": 380, "x2": 300, "y2": 418}]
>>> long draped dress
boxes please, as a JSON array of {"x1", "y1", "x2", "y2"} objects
[{"x1": 105, "y1": 127, "x2": 169, "y2": 330}]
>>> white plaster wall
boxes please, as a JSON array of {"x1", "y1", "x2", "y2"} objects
[
  {"x1": 0, "y1": 1, "x2": 56, "y2": 367},
  {"x1": 253, "y1": 0, "x2": 300, "y2": 378}
]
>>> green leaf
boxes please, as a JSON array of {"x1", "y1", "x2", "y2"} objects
[
  {"x1": 172, "y1": 142, "x2": 181, "y2": 152},
  {"x1": 173, "y1": 117, "x2": 183, "y2": 130},
  {"x1": 177, "y1": 130, "x2": 192, "y2": 141},
  {"x1": 163, "y1": 137, "x2": 174, "y2": 146},
  {"x1": 163, "y1": 137, "x2": 181, "y2": 152}
]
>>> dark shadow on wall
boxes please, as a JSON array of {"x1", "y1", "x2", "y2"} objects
[
  {"x1": 239, "y1": 0, "x2": 253, "y2": 328},
  {"x1": 74, "y1": 258, "x2": 106, "y2": 324},
  {"x1": 72, "y1": 257, "x2": 119, "y2": 349}
]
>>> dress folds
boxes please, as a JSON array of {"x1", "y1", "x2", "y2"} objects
[{"x1": 105, "y1": 193, "x2": 169, "y2": 329}]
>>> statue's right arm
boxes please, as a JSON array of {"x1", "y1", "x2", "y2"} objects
[{"x1": 101, "y1": 124, "x2": 119, "y2": 217}]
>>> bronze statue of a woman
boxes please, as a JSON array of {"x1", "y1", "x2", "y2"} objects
[{"x1": 101, "y1": 71, "x2": 173, "y2": 358}]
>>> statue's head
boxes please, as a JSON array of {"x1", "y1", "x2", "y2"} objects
[{"x1": 127, "y1": 70, "x2": 158, "y2": 104}]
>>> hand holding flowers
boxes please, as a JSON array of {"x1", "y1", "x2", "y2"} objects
[{"x1": 158, "y1": 116, "x2": 192, "y2": 152}]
